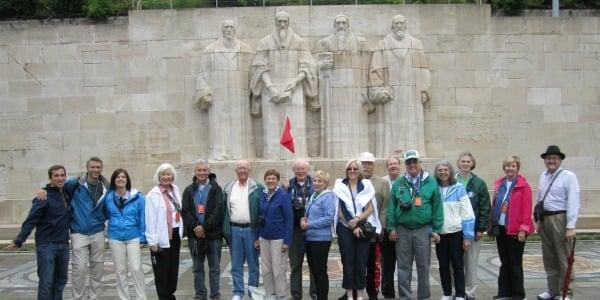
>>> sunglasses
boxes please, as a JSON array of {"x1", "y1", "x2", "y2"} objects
[{"x1": 347, "y1": 167, "x2": 359, "y2": 171}]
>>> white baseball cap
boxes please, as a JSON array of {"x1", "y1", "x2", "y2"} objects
[{"x1": 358, "y1": 152, "x2": 376, "y2": 163}]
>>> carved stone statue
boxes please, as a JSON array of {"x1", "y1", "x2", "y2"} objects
[
  {"x1": 317, "y1": 15, "x2": 371, "y2": 158},
  {"x1": 250, "y1": 11, "x2": 319, "y2": 160},
  {"x1": 369, "y1": 15, "x2": 431, "y2": 157},
  {"x1": 196, "y1": 20, "x2": 256, "y2": 160}
]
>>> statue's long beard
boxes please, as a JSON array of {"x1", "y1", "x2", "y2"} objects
[
  {"x1": 278, "y1": 29, "x2": 288, "y2": 42},
  {"x1": 336, "y1": 30, "x2": 348, "y2": 50}
]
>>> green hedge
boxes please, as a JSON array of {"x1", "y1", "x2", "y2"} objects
[{"x1": 1, "y1": 0, "x2": 599, "y2": 21}]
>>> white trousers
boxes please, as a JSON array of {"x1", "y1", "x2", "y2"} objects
[{"x1": 109, "y1": 238, "x2": 147, "y2": 300}]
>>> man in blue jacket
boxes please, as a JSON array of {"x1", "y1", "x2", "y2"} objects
[
  {"x1": 68, "y1": 156, "x2": 108, "y2": 299},
  {"x1": 7, "y1": 165, "x2": 71, "y2": 300},
  {"x1": 39, "y1": 156, "x2": 108, "y2": 299}
]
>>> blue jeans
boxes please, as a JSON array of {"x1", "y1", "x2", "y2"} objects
[
  {"x1": 229, "y1": 225, "x2": 259, "y2": 296},
  {"x1": 36, "y1": 242, "x2": 69, "y2": 300},
  {"x1": 190, "y1": 238, "x2": 223, "y2": 299}
]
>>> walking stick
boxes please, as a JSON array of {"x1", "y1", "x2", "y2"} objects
[{"x1": 561, "y1": 237, "x2": 576, "y2": 300}]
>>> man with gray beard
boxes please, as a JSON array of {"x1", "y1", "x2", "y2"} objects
[
  {"x1": 251, "y1": 11, "x2": 319, "y2": 160},
  {"x1": 317, "y1": 15, "x2": 372, "y2": 159}
]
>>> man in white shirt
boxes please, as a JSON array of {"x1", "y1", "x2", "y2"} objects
[
  {"x1": 536, "y1": 145, "x2": 580, "y2": 300},
  {"x1": 222, "y1": 160, "x2": 264, "y2": 300}
]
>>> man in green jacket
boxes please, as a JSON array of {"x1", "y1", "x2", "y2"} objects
[
  {"x1": 387, "y1": 150, "x2": 444, "y2": 300},
  {"x1": 222, "y1": 160, "x2": 263, "y2": 300}
]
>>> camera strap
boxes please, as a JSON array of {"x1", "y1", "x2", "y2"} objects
[{"x1": 539, "y1": 169, "x2": 564, "y2": 208}]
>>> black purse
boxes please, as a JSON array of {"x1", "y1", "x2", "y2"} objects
[
  {"x1": 348, "y1": 184, "x2": 376, "y2": 240},
  {"x1": 534, "y1": 169, "x2": 564, "y2": 223},
  {"x1": 358, "y1": 219, "x2": 376, "y2": 240}
]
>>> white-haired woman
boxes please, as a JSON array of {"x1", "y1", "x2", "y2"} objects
[{"x1": 146, "y1": 163, "x2": 183, "y2": 300}]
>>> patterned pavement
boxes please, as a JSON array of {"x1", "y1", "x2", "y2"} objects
[{"x1": 1, "y1": 241, "x2": 599, "y2": 299}]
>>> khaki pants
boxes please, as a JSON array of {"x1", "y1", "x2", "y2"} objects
[
  {"x1": 71, "y1": 231, "x2": 105, "y2": 300},
  {"x1": 539, "y1": 213, "x2": 575, "y2": 296},
  {"x1": 259, "y1": 238, "x2": 289, "y2": 299},
  {"x1": 463, "y1": 237, "x2": 482, "y2": 296}
]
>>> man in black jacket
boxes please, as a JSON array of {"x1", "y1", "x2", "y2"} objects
[
  {"x1": 182, "y1": 159, "x2": 224, "y2": 300},
  {"x1": 7, "y1": 165, "x2": 71, "y2": 300}
]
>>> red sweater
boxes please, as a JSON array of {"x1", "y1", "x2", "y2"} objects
[{"x1": 489, "y1": 175, "x2": 534, "y2": 236}]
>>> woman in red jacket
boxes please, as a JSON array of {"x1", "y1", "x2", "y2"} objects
[{"x1": 488, "y1": 155, "x2": 533, "y2": 300}]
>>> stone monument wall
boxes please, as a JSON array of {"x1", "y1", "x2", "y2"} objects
[{"x1": 0, "y1": 5, "x2": 599, "y2": 223}]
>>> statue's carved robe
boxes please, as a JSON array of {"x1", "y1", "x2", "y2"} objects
[
  {"x1": 196, "y1": 38, "x2": 255, "y2": 160},
  {"x1": 251, "y1": 28, "x2": 318, "y2": 160},
  {"x1": 317, "y1": 32, "x2": 372, "y2": 158},
  {"x1": 369, "y1": 33, "x2": 431, "y2": 157}
]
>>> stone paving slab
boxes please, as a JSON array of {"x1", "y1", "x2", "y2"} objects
[{"x1": 1, "y1": 241, "x2": 599, "y2": 299}]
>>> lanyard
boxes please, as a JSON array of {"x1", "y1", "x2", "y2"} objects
[{"x1": 409, "y1": 172, "x2": 423, "y2": 198}]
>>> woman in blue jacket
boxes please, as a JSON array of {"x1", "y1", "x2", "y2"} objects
[
  {"x1": 300, "y1": 170, "x2": 336, "y2": 300},
  {"x1": 104, "y1": 168, "x2": 147, "y2": 300},
  {"x1": 256, "y1": 169, "x2": 293, "y2": 299}
]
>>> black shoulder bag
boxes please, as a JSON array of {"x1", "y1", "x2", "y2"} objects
[{"x1": 534, "y1": 169, "x2": 564, "y2": 223}]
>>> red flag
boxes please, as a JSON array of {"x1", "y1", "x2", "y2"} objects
[{"x1": 280, "y1": 117, "x2": 295, "y2": 154}]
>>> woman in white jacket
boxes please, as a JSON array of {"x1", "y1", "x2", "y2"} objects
[
  {"x1": 333, "y1": 159, "x2": 381, "y2": 300},
  {"x1": 434, "y1": 161, "x2": 475, "y2": 300},
  {"x1": 146, "y1": 163, "x2": 183, "y2": 300}
]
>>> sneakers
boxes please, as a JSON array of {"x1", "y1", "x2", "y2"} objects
[
  {"x1": 440, "y1": 296, "x2": 453, "y2": 300},
  {"x1": 456, "y1": 297, "x2": 466, "y2": 300},
  {"x1": 538, "y1": 291, "x2": 555, "y2": 300},
  {"x1": 231, "y1": 296, "x2": 242, "y2": 300}
]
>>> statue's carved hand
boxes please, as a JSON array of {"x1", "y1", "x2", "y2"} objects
[
  {"x1": 198, "y1": 95, "x2": 212, "y2": 110},
  {"x1": 380, "y1": 90, "x2": 392, "y2": 104}
]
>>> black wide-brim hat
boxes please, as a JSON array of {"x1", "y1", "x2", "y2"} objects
[{"x1": 541, "y1": 145, "x2": 565, "y2": 160}]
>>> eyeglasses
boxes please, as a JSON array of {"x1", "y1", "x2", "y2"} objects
[
  {"x1": 405, "y1": 159, "x2": 419, "y2": 165},
  {"x1": 347, "y1": 167, "x2": 359, "y2": 171}
]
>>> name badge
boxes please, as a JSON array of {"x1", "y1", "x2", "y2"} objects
[
  {"x1": 197, "y1": 204, "x2": 205, "y2": 214},
  {"x1": 414, "y1": 196, "x2": 422, "y2": 207}
]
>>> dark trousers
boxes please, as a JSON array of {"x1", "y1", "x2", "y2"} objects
[
  {"x1": 337, "y1": 222, "x2": 370, "y2": 290},
  {"x1": 289, "y1": 226, "x2": 315, "y2": 299},
  {"x1": 190, "y1": 238, "x2": 223, "y2": 299},
  {"x1": 152, "y1": 228, "x2": 181, "y2": 300},
  {"x1": 435, "y1": 231, "x2": 466, "y2": 298},
  {"x1": 366, "y1": 241, "x2": 380, "y2": 298},
  {"x1": 380, "y1": 229, "x2": 397, "y2": 298},
  {"x1": 496, "y1": 226, "x2": 526, "y2": 299},
  {"x1": 306, "y1": 240, "x2": 332, "y2": 300},
  {"x1": 36, "y1": 242, "x2": 69, "y2": 300}
]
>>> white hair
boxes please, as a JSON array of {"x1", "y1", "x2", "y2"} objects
[
  {"x1": 153, "y1": 163, "x2": 177, "y2": 184},
  {"x1": 194, "y1": 158, "x2": 210, "y2": 169},
  {"x1": 292, "y1": 159, "x2": 310, "y2": 170}
]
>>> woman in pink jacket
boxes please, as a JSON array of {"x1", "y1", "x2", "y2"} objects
[{"x1": 488, "y1": 155, "x2": 533, "y2": 300}]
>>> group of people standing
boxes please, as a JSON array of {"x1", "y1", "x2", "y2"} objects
[{"x1": 8, "y1": 145, "x2": 580, "y2": 300}]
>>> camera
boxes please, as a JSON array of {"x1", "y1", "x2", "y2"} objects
[
  {"x1": 292, "y1": 197, "x2": 305, "y2": 210},
  {"x1": 358, "y1": 220, "x2": 376, "y2": 240},
  {"x1": 399, "y1": 201, "x2": 412, "y2": 211},
  {"x1": 257, "y1": 215, "x2": 266, "y2": 227}
]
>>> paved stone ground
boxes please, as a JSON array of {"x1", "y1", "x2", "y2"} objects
[{"x1": 1, "y1": 241, "x2": 599, "y2": 299}]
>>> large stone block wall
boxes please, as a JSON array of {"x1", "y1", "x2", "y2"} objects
[{"x1": 1, "y1": 5, "x2": 599, "y2": 223}]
